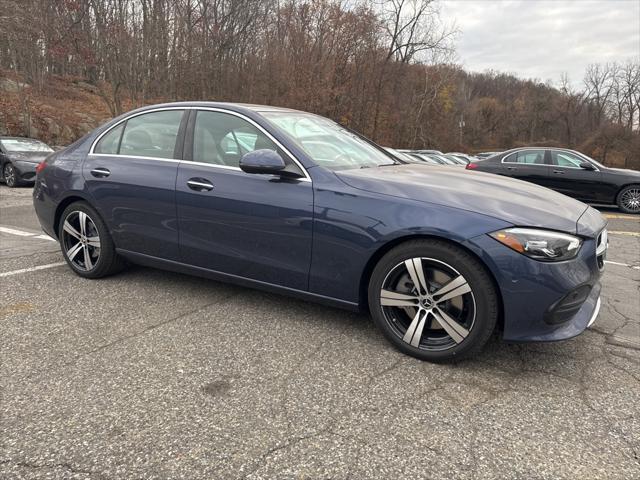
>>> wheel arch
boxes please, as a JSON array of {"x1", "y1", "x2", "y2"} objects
[
  {"x1": 53, "y1": 193, "x2": 95, "y2": 238},
  {"x1": 615, "y1": 182, "x2": 640, "y2": 202},
  {"x1": 358, "y1": 234, "x2": 505, "y2": 329}
]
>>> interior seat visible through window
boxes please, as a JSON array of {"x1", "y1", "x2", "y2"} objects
[
  {"x1": 192, "y1": 110, "x2": 282, "y2": 169},
  {"x1": 118, "y1": 110, "x2": 184, "y2": 159}
]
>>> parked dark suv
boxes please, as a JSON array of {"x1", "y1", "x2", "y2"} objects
[{"x1": 468, "y1": 147, "x2": 640, "y2": 213}]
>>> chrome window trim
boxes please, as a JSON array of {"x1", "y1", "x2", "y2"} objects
[
  {"x1": 89, "y1": 153, "x2": 181, "y2": 164},
  {"x1": 549, "y1": 164, "x2": 594, "y2": 170},
  {"x1": 181, "y1": 160, "x2": 241, "y2": 172},
  {"x1": 88, "y1": 106, "x2": 312, "y2": 182}
]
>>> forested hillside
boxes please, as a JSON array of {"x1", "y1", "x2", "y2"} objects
[{"x1": 1, "y1": 0, "x2": 638, "y2": 168}]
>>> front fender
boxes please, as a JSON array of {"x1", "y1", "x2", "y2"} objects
[{"x1": 307, "y1": 169, "x2": 512, "y2": 304}]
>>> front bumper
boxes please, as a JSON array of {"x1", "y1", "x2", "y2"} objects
[{"x1": 464, "y1": 232, "x2": 603, "y2": 343}]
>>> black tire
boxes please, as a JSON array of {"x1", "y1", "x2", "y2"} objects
[
  {"x1": 616, "y1": 184, "x2": 640, "y2": 214},
  {"x1": 58, "y1": 201, "x2": 126, "y2": 278},
  {"x1": 368, "y1": 239, "x2": 498, "y2": 362},
  {"x1": 3, "y1": 163, "x2": 22, "y2": 187}
]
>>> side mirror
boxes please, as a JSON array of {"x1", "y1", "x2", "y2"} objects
[
  {"x1": 579, "y1": 162, "x2": 596, "y2": 171},
  {"x1": 240, "y1": 149, "x2": 286, "y2": 174}
]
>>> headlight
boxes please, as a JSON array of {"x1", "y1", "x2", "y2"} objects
[{"x1": 489, "y1": 228, "x2": 582, "y2": 261}]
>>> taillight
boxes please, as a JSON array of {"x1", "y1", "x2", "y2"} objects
[
  {"x1": 466, "y1": 162, "x2": 478, "y2": 170},
  {"x1": 35, "y1": 161, "x2": 47, "y2": 174}
]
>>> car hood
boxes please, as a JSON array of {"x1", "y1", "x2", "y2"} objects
[
  {"x1": 7, "y1": 151, "x2": 50, "y2": 163},
  {"x1": 335, "y1": 164, "x2": 593, "y2": 235}
]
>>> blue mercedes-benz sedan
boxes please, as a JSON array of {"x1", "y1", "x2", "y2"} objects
[{"x1": 33, "y1": 102, "x2": 607, "y2": 362}]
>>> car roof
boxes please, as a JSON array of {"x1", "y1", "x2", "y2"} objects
[
  {"x1": 128, "y1": 101, "x2": 306, "y2": 115},
  {"x1": 499, "y1": 146, "x2": 590, "y2": 157}
]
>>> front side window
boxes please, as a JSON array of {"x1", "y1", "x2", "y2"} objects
[
  {"x1": 261, "y1": 112, "x2": 396, "y2": 171},
  {"x1": 505, "y1": 150, "x2": 546, "y2": 165},
  {"x1": 119, "y1": 110, "x2": 183, "y2": 159},
  {"x1": 551, "y1": 151, "x2": 584, "y2": 168},
  {"x1": 94, "y1": 123, "x2": 124, "y2": 154},
  {"x1": 193, "y1": 111, "x2": 278, "y2": 168}
]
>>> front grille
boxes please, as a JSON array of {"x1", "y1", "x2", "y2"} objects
[{"x1": 596, "y1": 228, "x2": 608, "y2": 271}]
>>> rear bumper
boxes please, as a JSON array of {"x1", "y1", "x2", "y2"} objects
[
  {"x1": 33, "y1": 178, "x2": 58, "y2": 239},
  {"x1": 464, "y1": 232, "x2": 603, "y2": 343}
]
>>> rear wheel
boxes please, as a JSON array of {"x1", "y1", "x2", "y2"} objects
[
  {"x1": 58, "y1": 202, "x2": 126, "y2": 278},
  {"x1": 617, "y1": 185, "x2": 640, "y2": 214},
  {"x1": 368, "y1": 240, "x2": 498, "y2": 362}
]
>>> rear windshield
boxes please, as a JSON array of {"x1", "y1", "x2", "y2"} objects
[{"x1": 1, "y1": 139, "x2": 53, "y2": 153}]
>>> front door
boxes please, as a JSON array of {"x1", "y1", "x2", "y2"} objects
[
  {"x1": 176, "y1": 109, "x2": 313, "y2": 290},
  {"x1": 546, "y1": 150, "x2": 604, "y2": 202},
  {"x1": 83, "y1": 109, "x2": 186, "y2": 260}
]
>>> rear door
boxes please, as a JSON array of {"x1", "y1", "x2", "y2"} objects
[
  {"x1": 175, "y1": 109, "x2": 313, "y2": 290},
  {"x1": 83, "y1": 109, "x2": 186, "y2": 260},
  {"x1": 546, "y1": 150, "x2": 603, "y2": 202},
  {"x1": 501, "y1": 149, "x2": 551, "y2": 187}
]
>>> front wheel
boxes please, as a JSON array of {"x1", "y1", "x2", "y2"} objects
[
  {"x1": 3, "y1": 163, "x2": 20, "y2": 187},
  {"x1": 368, "y1": 240, "x2": 498, "y2": 362},
  {"x1": 617, "y1": 185, "x2": 640, "y2": 214},
  {"x1": 58, "y1": 202, "x2": 126, "y2": 278}
]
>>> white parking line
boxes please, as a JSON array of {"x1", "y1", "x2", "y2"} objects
[
  {"x1": 0, "y1": 226, "x2": 35, "y2": 236},
  {"x1": 608, "y1": 230, "x2": 640, "y2": 237},
  {"x1": 0, "y1": 262, "x2": 67, "y2": 278},
  {"x1": 605, "y1": 260, "x2": 640, "y2": 270},
  {"x1": 0, "y1": 225, "x2": 56, "y2": 241},
  {"x1": 34, "y1": 234, "x2": 57, "y2": 242}
]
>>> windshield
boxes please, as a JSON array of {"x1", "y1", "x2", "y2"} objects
[
  {"x1": 1, "y1": 138, "x2": 53, "y2": 153},
  {"x1": 262, "y1": 112, "x2": 396, "y2": 171},
  {"x1": 445, "y1": 154, "x2": 468, "y2": 165},
  {"x1": 385, "y1": 147, "x2": 418, "y2": 164},
  {"x1": 412, "y1": 154, "x2": 441, "y2": 165}
]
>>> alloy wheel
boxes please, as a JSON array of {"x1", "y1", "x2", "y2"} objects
[
  {"x1": 620, "y1": 188, "x2": 640, "y2": 212},
  {"x1": 61, "y1": 211, "x2": 101, "y2": 271},
  {"x1": 380, "y1": 257, "x2": 476, "y2": 351},
  {"x1": 4, "y1": 164, "x2": 16, "y2": 187}
]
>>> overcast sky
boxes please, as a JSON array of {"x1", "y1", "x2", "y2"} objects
[{"x1": 439, "y1": 0, "x2": 640, "y2": 87}]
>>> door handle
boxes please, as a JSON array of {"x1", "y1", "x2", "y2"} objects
[
  {"x1": 90, "y1": 167, "x2": 111, "y2": 178},
  {"x1": 187, "y1": 178, "x2": 214, "y2": 192},
  {"x1": 553, "y1": 170, "x2": 565, "y2": 174},
  {"x1": 507, "y1": 166, "x2": 517, "y2": 171}
]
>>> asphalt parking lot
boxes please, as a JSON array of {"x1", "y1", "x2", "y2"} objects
[{"x1": 1, "y1": 185, "x2": 639, "y2": 479}]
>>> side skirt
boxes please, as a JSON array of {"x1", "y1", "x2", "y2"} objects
[{"x1": 116, "y1": 249, "x2": 361, "y2": 312}]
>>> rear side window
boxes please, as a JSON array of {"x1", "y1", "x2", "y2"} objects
[
  {"x1": 551, "y1": 151, "x2": 584, "y2": 168},
  {"x1": 94, "y1": 123, "x2": 124, "y2": 154},
  {"x1": 119, "y1": 110, "x2": 184, "y2": 159},
  {"x1": 505, "y1": 150, "x2": 546, "y2": 165}
]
